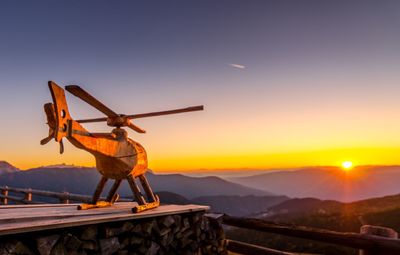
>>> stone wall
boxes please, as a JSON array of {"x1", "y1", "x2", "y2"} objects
[{"x1": 0, "y1": 212, "x2": 226, "y2": 255}]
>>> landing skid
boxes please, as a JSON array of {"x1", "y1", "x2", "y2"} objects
[
  {"x1": 132, "y1": 195, "x2": 160, "y2": 213},
  {"x1": 79, "y1": 174, "x2": 160, "y2": 213},
  {"x1": 78, "y1": 201, "x2": 114, "y2": 210},
  {"x1": 78, "y1": 193, "x2": 120, "y2": 210}
]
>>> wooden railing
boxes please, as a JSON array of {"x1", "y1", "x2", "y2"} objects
[
  {"x1": 1, "y1": 186, "x2": 399, "y2": 255},
  {"x1": 0, "y1": 186, "x2": 131, "y2": 205},
  {"x1": 206, "y1": 214, "x2": 400, "y2": 255}
]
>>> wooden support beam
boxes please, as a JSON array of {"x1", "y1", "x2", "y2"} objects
[
  {"x1": 0, "y1": 194, "x2": 42, "y2": 204},
  {"x1": 227, "y1": 239, "x2": 298, "y2": 255},
  {"x1": 0, "y1": 187, "x2": 8, "y2": 205},
  {"x1": 127, "y1": 176, "x2": 146, "y2": 205},
  {"x1": 221, "y1": 215, "x2": 400, "y2": 252},
  {"x1": 59, "y1": 192, "x2": 70, "y2": 204},
  {"x1": 91, "y1": 177, "x2": 108, "y2": 204},
  {"x1": 359, "y1": 225, "x2": 399, "y2": 255},
  {"x1": 106, "y1": 180, "x2": 122, "y2": 202},
  {"x1": 24, "y1": 190, "x2": 32, "y2": 202},
  {"x1": 0, "y1": 186, "x2": 131, "y2": 204},
  {"x1": 138, "y1": 175, "x2": 156, "y2": 202}
]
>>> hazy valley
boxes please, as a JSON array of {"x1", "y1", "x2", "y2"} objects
[
  {"x1": 3, "y1": 162, "x2": 400, "y2": 217},
  {"x1": 0, "y1": 162, "x2": 284, "y2": 216},
  {"x1": 230, "y1": 165, "x2": 400, "y2": 202}
]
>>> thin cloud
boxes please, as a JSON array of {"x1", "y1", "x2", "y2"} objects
[{"x1": 229, "y1": 63, "x2": 246, "y2": 69}]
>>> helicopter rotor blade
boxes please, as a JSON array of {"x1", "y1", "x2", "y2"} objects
[
  {"x1": 65, "y1": 85, "x2": 119, "y2": 117},
  {"x1": 127, "y1": 121, "x2": 146, "y2": 133},
  {"x1": 75, "y1": 105, "x2": 204, "y2": 123},
  {"x1": 76, "y1": 117, "x2": 108, "y2": 123},
  {"x1": 127, "y1": 105, "x2": 204, "y2": 119}
]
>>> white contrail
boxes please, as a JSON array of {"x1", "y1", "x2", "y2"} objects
[{"x1": 229, "y1": 63, "x2": 246, "y2": 69}]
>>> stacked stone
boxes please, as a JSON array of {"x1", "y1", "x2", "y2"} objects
[{"x1": 0, "y1": 212, "x2": 226, "y2": 255}]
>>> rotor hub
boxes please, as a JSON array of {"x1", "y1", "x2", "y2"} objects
[
  {"x1": 107, "y1": 116, "x2": 129, "y2": 127},
  {"x1": 112, "y1": 127, "x2": 128, "y2": 140}
]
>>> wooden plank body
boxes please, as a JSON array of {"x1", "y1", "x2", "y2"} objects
[
  {"x1": 68, "y1": 120, "x2": 148, "y2": 179},
  {"x1": 42, "y1": 81, "x2": 203, "y2": 212},
  {"x1": 46, "y1": 82, "x2": 147, "y2": 180}
]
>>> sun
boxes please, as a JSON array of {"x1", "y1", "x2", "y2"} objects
[{"x1": 341, "y1": 161, "x2": 353, "y2": 171}]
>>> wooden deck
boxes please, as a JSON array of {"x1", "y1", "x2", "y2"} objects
[{"x1": 0, "y1": 203, "x2": 209, "y2": 236}]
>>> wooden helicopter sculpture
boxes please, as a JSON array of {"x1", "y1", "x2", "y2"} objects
[{"x1": 41, "y1": 81, "x2": 203, "y2": 213}]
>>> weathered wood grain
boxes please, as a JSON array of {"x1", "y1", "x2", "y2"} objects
[
  {"x1": 221, "y1": 215, "x2": 400, "y2": 252},
  {"x1": 0, "y1": 186, "x2": 131, "y2": 204},
  {"x1": 227, "y1": 239, "x2": 298, "y2": 255},
  {"x1": 0, "y1": 203, "x2": 209, "y2": 236},
  {"x1": 42, "y1": 82, "x2": 204, "y2": 213}
]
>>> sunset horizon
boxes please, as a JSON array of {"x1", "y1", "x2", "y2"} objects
[
  {"x1": 2, "y1": 2, "x2": 400, "y2": 176},
  {"x1": 6, "y1": 152, "x2": 400, "y2": 173},
  {"x1": 1, "y1": 2, "x2": 400, "y2": 254}
]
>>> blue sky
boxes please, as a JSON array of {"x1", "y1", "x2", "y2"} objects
[{"x1": 1, "y1": 1, "x2": 400, "y2": 170}]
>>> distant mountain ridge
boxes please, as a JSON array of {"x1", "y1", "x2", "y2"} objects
[
  {"x1": 192, "y1": 195, "x2": 288, "y2": 216},
  {"x1": 255, "y1": 192, "x2": 400, "y2": 220},
  {"x1": 0, "y1": 164, "x2": 285, "y2": 216},
  {"x1": 228, "y1": 192, "x2": 400, "y2": 255},
  {"x1": 0, "y1": 161, "x2": 20, "y2": 175},
  {"x1": 0, "y1": 164, "x2": 272, "y2": 199},
  {"x1": 230, "y1": 165, "x2": 400, "y2": 202}
]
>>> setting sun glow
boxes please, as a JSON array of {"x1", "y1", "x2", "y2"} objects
[
  {"x1": 341, "y1": 161, "x2": 354, "y2": 171},
  {"x1": 3, "y1": 2, "x2": 400, "y2": 173}
]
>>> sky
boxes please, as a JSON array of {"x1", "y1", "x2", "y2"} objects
[{"x1": 1, "y1": 1, "x2": 400, "y2": 172}]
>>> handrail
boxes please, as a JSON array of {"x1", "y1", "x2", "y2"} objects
[
  {"x1": 0, "y1": 194, "x2": 42, "y2": 204},
  {"x1": 220, "y1": 215, "x2": 400, "y2": 252},
  {"x1": 2, "y1": 187, "x2": 399, "y2": 254},
  {"x1": 0, "y1": 186, "x2": 131, "y2": 204},
  {"x1": 226, "y1": 239, "x2": 301, "y2": 255}
]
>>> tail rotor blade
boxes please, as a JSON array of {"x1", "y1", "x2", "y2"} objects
[{"x1": 40, "y1": 135, "x2": 53, "y2": 145}]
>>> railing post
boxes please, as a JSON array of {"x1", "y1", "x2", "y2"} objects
[
  {"x1": 359, "y1": 225, "x2": 398, "y2": 255},
  {"x1": 1, "y1": 186, "x2": 9, "y2": 205},
  {"x1": 59, "y1": 191, "x2": 70, "y2": 204},
  {"x1": 24, "y1": 189, "x2": 32, "y2": 203}
]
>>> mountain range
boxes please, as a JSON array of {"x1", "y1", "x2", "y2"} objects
[
  {"x1": 0, "y1": 161, "x2": 20, "y2": 175},
  {"x1": 227, "y1": 192, "x2": 400, "y2": 255},
  {"x1": 256, "y1": 192, "x2": 400, "y2": 220},
  {"x1": 4, "y1": 161, "x2": 400, "y2": 255},
  {"x1": 4, "y1": 162, "x2": 400, "y2": 218},
  {"x1": 230, "y1": 165, "x2": 400, "y2": 202},
  {"x1": 0, "y1": 162, "x2": 286, "y2": 215},
  {"x1": 192, "y1": 195, "x2": 288, "y2": 216},
  {"x1": 0, "y1": 163, "x2": 270, "y2": 199}
]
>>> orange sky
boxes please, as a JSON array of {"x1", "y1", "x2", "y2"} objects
[
  {"x1": 1, "y1": 2, "x2": 400, "y2": 172},
  {"x1": 3, "y1": 79, "x2": 400, "y2": 172}
]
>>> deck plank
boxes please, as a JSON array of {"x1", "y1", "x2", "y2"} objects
[{"x1": 0, "y1": 203, "x2": 209, "y2": 236}]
